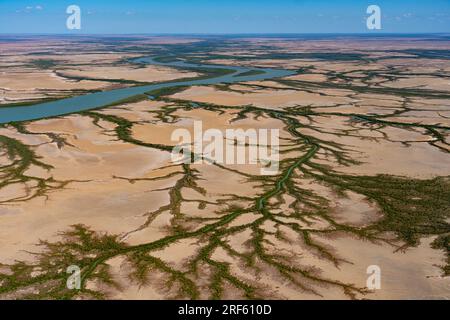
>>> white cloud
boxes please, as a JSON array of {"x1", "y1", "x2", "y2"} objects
[{"x1": 18, "y1": 5, "x2": 43, "y2": 13}]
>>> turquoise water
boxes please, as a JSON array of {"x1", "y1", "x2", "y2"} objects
[{"x1": 0, "y1": 58, "x2": 295, "y2": 124}]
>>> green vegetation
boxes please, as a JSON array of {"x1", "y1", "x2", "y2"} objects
[
  {"x1": 0, "y1": 131, "x2": 76, "y2": 204},
  {"x1": 54, "y1": 71, "x2": 150, "y2": 85},
  {"x1": 233, "y1": 70, "x2": 266, "y2": 77},
  {"x1": 0, "y1": 37, "x2": 449, "y2": 299},
  {"x1": 29, "y1": 59, "x2": 57, "y2": 69},
  {"x1": 0, "y1": 98, "x2": 62, "y2": 108},
  {"x1": 2, "y1": 90, "x2": 448, "y2": 299},
  {"x1": 98, "y1": 94, "x2": 149, "y2": 108},
  {"x1": 153, "y1": 56, "x2": 181, "y2": 63}
]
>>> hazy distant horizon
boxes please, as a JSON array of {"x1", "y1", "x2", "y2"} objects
[{"x1": 1, "y1": 32, "x2": 449, "y2": 37}]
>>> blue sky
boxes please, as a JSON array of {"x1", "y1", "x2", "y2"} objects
[{"x1": 0, "y1": 0, "x2": 449, "y2": 34}]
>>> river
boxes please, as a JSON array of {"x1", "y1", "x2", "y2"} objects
[{"x1": 0, "y1": 57, "x2": 295, "y2": 124}]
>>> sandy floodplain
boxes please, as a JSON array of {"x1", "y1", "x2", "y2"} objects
[{"x1": 0, "y1": 35, "x2": 449, "y2": 300}]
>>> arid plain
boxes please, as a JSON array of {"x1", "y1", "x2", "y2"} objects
[{"x1": 0, "y1": 35, "x2": 449, "y2": 299}]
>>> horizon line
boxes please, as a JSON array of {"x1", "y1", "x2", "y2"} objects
[{"x1": 1, "y1": 32, "x2": 449, "y2": 36}]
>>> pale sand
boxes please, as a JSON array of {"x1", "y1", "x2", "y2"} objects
[
  {"x1": 315, "y1": 234, "x2": 450, "y2": 299},
  {"x1": 0, "y1": 69, "x2": 112, "y2": 103},
  {"x1": 380, "y1": 76, "x2": 450, "y2": 92},
  {"x1": 1, "y1": 36, "x2": 449, "y2": 299},
  {"x1": 172, "y1": 86, "x2": 353, "y2": 109},
  {"x1": 286, "y1": 73, "x2": 328, "y2": 82},
  {"x1": 299, "y1": 116, "x2": 450, "y2": 178},
  {"x1": 0, "y1": 115, "x2": 174, "y2": 263},
  {"x1": 58, "y1": 65, "x2": 198, "y2": 83},
  {"x1": 0, "y1": 69, "x2": 111, "y2": 91}
]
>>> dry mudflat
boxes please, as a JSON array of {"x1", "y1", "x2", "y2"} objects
[{"x1": 0, "y1": 35, "x2": 449, "y2": 300}]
